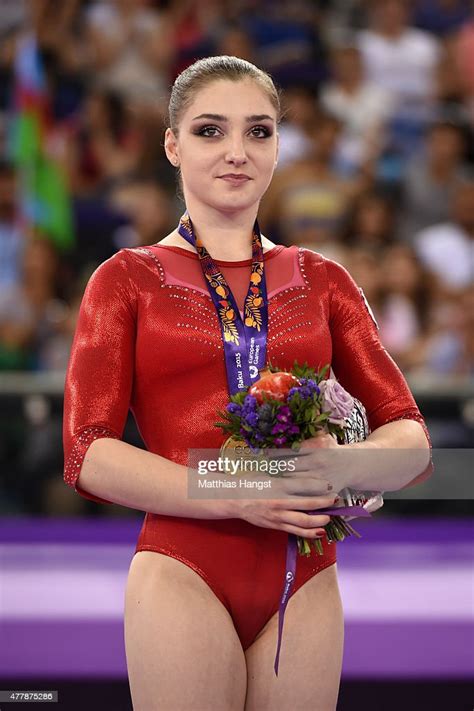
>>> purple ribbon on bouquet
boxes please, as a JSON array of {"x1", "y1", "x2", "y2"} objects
[{"x1": 273, "y1": 504, "x2": 372, "y2": 677}]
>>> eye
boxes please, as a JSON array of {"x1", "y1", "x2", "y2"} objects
[
  {"x1": 249, "y1": 125, "x2": 272, "y2": 138},
  {"x1": 195, "y1": 125, "x2": 222, "y2": 137}
]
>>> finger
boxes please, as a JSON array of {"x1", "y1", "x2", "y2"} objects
[
  {"x1": 281, "y1": 511, "x2": 331, "y2": 529},
  {"x1": 277, "y1": 521, "x2": 327, "y2": 538}
]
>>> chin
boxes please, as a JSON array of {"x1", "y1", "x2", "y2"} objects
[{"x1": 213, "y1": 198, "x2": 259, "y2": 214}]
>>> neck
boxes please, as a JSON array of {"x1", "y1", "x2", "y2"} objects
[{"x1": 182, "y1": 200, "x2": 260, "y2": 261}]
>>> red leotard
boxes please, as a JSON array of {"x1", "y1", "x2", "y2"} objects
[{"x1": 63, "y1": 243, "x2": 432, "y2": 651}]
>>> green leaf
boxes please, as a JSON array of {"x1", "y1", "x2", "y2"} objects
[{"x1": 318, "y1": 364, "x2": 330, "y2": 380}]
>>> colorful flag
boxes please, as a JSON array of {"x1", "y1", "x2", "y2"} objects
[{"x1": 9, "y1": 33, "x2": 74, "y2": 251}]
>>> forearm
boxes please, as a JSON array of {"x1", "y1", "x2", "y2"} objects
[
  {"x1": 76, "y1": 438, "x2": 234, "y2": 519},
  {"x1": 345, "y1": 419, "x2": 432, "y2": 492}
]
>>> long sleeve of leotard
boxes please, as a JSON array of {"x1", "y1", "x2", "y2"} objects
[
  {"x1": 325, "y1": 257, "x2": 433, "y2": 488},
  {"x1": 63, "y1": 250, "x2": 137, "y2": 504}
]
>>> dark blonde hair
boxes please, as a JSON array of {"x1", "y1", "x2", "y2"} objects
[{"x1": 168, "y1": 55, "x2": 281, "y2": 133}]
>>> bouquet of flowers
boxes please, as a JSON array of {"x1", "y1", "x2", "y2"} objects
[{"x1": 215, "y1": 360, "x2": 383, "y2": 556}]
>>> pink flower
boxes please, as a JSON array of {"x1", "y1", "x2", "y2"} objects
[{"x1": 319, "y1": 379, "x2": 354, "y2": 425}]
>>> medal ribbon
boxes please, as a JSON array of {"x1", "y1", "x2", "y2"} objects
[
  {"x1": 274, "y1": 505, "x2": 371, "y2": 676},
  {"x1": 177, "y1": 212, "x2": 268, "y2": 392}
]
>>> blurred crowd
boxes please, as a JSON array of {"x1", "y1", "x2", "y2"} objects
[
  {"x1": 0, "y1": 0, "x2": 472, "y2": 378},
  {"x1": 0, "y1": 0, "x2": 473, "y2": 513}
]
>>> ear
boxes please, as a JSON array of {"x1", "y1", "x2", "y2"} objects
[
  {"x1": 164, "y1": 128, "x2": 179, "y2": 167},
  {"x1": 274, "y1": 131, "x2": 280, "y2": 167}
]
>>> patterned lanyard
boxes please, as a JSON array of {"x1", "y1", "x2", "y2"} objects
[{"x1": 177, "y1": 211, "x2": 269, "y2": 396}]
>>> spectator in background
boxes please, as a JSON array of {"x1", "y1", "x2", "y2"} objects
[
  {"x1": 0, "y1": 160, "x2": 25, "y2": 290},
  {"x1": 358, "y1": 0, "x2": 441, "y2": 122},
  {"x1": 405, "y1": 286, "x2": 474, "y2": 377},
  {"x1": 168, "y1": 0, "x2": 224, "y2": 79},
  {"x1": 274, "y1": 84, "x2": 319, "y2": 169},
  {"x1": 377, "y1": 243, "x2": 433, "y2": 372},
  {"x1": 84, "y1": 0, "x2": 173, "y2": 110},
  {"x1": 343, "y1": 191, "x2": 396, "y2": 253},
  {"x1": 240, "y1": 0, "x2": 326, "y2": 88},
  {"x1": 215, "y1": 23, "x2": 256, "y2": 63},
  {"x1": 0, "y1": 236, "x2": 67, "y2": 370},
  {"x1": 358, "y1": 0, "x2": 441, "y2": 174},
  {"x1": 413, "y1": 180, "x2": 474, "y2": 293},
  {"x1": 320, "y1": 43, "x2": 393, "y2": 175},
  {"x1": 108, "y1": 178, "x2": 177, "y2": 247},
  {"x1": 67, "y1": 87, "x2": 141, "y2": 198},
  {"x1": 259, "y1": 110, "x2": 368, "y2": 259},
  {"x1": 398, "y1": 120, "x2": 471, "y2": 241}
]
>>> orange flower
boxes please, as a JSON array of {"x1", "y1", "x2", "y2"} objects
[
  {"x1": 253, "y1": 297, "x2": 262, "y2": 307},
  {"x1": 245, "y1": 317, "x2": 254, "y2": 327},
  {"x1": 250, "y1": 273, "x2": 261, "y2": 284},
  {"x1": 225, "y1": 309, "x2": 234, "y2": 320}
]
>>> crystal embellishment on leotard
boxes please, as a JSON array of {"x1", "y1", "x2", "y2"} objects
[
  {"x1": 132, "y1": 247, "x2": 166, "y2": 284},
  {"x1": 64, "y1": 425, "x2": 120, "y2": 488}
]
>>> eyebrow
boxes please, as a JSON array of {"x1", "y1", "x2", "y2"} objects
[{"x1": 191, "y1": 113, "x2": 275, "y2": 123}]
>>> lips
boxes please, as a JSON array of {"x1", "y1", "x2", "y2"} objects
[{"x1": 219, "y1": 174, "x2": 251, "y2": 185}]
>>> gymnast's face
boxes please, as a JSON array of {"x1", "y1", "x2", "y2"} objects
[{"x1": 165, "y1": 78, "x2": 279, "y2": 216}]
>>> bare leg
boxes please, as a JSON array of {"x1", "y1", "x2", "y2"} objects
[
  {"x1": 244, "y1": 562, "x2": 343, "y2": 711},
  {"x1": 125, "y1": 551, "x2": 248, "y2": 711}
]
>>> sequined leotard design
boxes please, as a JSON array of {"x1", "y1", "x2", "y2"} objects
[{"x1": 63, "y1": 243, "x2": 431, "y2": 651}]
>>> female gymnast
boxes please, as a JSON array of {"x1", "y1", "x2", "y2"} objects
[{"x1": 63, "y1": 56, "x2": 432, "y2": 711}]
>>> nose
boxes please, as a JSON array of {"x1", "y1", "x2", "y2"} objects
[{"x1": 224, "y1": 132, "x2": 248, "y2": 166}]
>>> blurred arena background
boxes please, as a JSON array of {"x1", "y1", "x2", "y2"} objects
[{"x1": 0, "y1": 0, "x2": 472, "y2": 709}]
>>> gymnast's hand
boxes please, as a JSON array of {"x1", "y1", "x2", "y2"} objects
[
  {"x1": 286, "y1": 431, "x2": 350, "y2": 496},
  {"x1": 234, "y1": 433, "x2": 341, "y2": 538}
]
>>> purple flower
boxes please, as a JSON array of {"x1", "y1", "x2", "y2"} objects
[
  {"x1": 227, "y1": 403, "x2": 242, "y2": 415},
  {"x1": 244, "y1": 394, "x2": 257, "y2": 410},
  {"x1": 299, "y1": 378, "x2": 320, "y2": 393},
  {"x1": 319, "y1": 378, "x2": 354, "y2": 424},
  {"x1": 288, "y1": 381, "x2": 319, "y2": 400},
  {"x1": 288, "y1": 424, "x2": 300, "y2": 434},
  {"x1": 274, "y1": 435, "x2": 287, "y2": 446},
  {"x1": 276, "y1": 406, "x2": 292, "y2": 423},
  {"x1": 245, "y1": 411, "x2": 259, "y2": 428},
  {"x1": 271, "y1": 423, "x2": 288, "y2": 435},
  {"x1": 306, "y1": 379, "x2": 320, "y2": 394}
]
